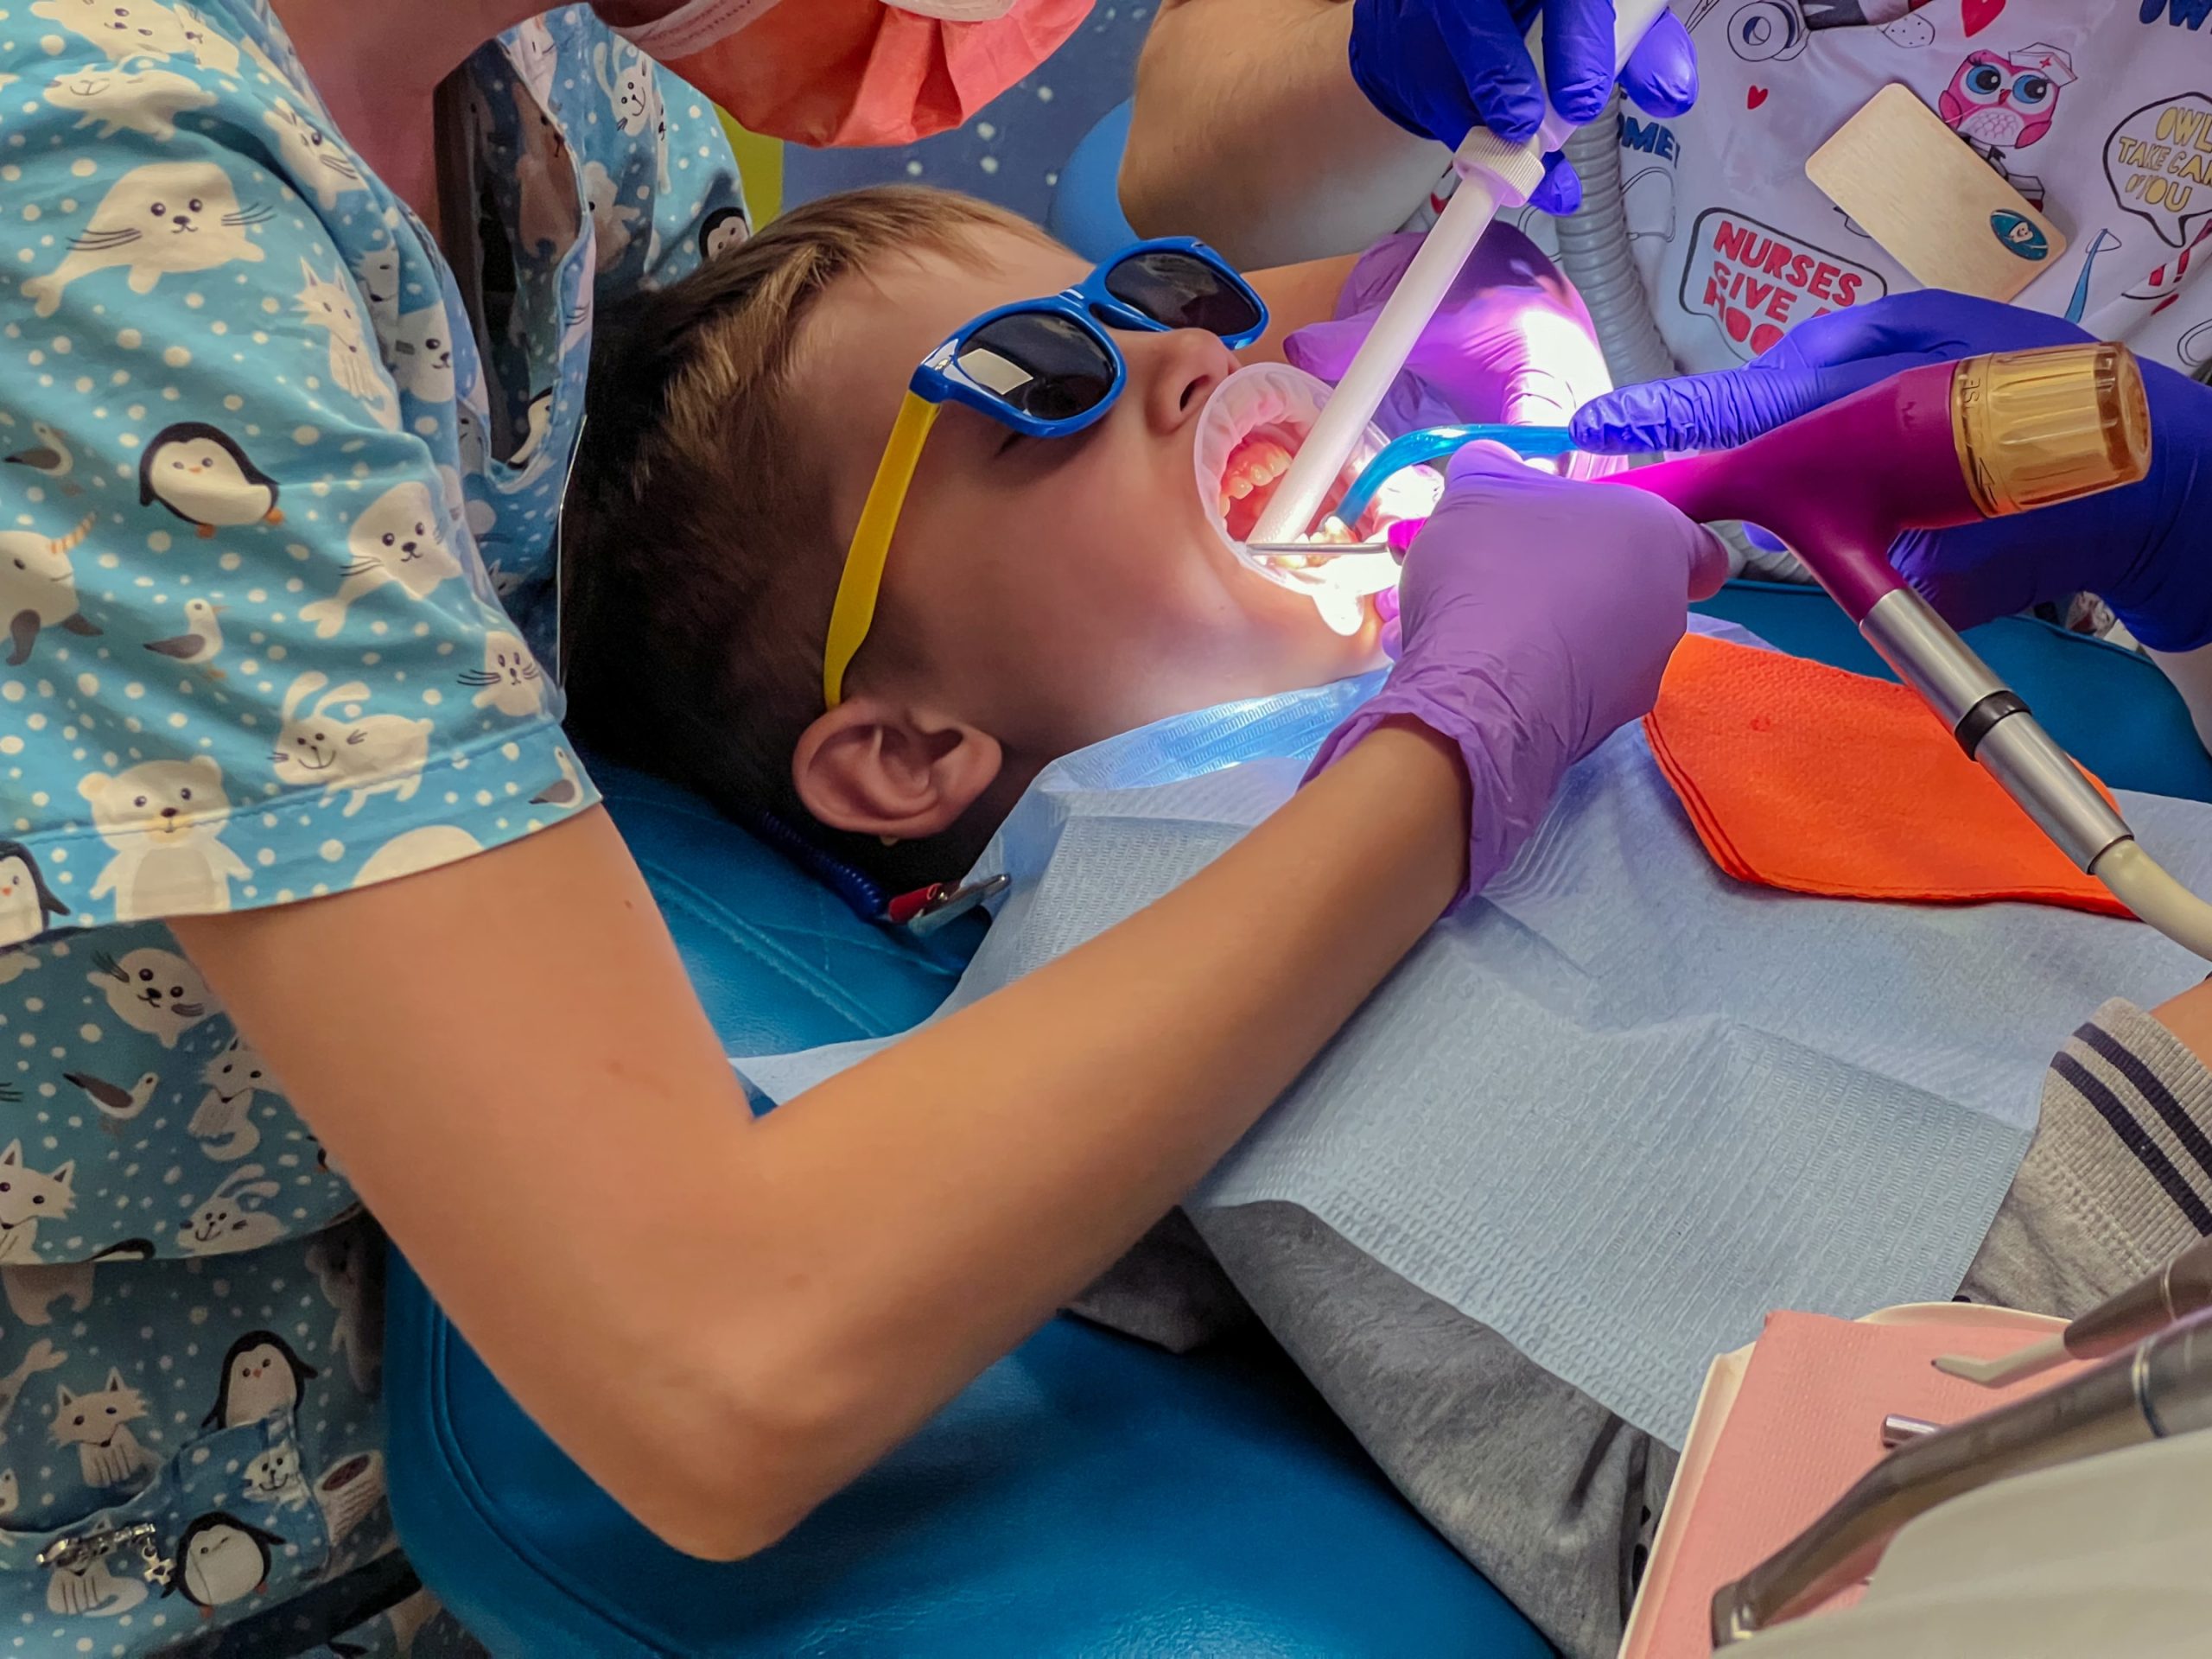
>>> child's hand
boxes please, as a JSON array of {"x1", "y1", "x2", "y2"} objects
[
  {"x1": 1306, "y1": 443, "x2": 1728, "y2": 912},
  {"x1": 1285, "y1": 226, "x2": 1613, "y2": 438}
]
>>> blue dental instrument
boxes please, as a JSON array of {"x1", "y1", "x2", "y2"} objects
[{"x1": 1332, "y1": 423, "x2": 1577, "y2": 530}]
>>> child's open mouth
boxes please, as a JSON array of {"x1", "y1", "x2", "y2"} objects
[
  {"x1": 1198, "y1": 364, "x2": 1376, "y2": 548},
  {"x1": 1193, "y1": 364, "x2": 1444, "y2": 634}
]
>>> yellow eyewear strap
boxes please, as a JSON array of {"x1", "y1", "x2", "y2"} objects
[{"x1": 823, "y1": 390, "x2": 942, "y2": 709}]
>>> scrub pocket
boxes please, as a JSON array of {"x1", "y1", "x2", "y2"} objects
[{"x1": 0, "y1": 1412, "x2": 331, "y2": 1638}]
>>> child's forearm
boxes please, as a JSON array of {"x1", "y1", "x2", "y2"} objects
[{"x1": 1122, "y1": 0, "x2": 1447, "y2": 269}]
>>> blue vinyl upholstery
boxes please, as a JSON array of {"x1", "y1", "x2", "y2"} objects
[{"x1": 388, "y1": 595, "x2": 2211, "y2": 1656}]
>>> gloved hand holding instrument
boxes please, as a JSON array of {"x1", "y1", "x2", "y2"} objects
[
  {"x1": 1307, "y1": 443, "x2": 1728, "y2": 911},
  {"x1": 1571, "y1": 291, "x2": 2212, "y2": 652},
  {"x1": 1349, "y1": 0, "x2": 1699, "y2": 214}
]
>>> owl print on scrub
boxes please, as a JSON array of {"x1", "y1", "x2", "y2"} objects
[
  {"x1": 0, "y1": 0, "x2": 741, "y2": 1637},
  {"x1": 1937, "y1": 42, "x2": 2075, "y2": 210}
]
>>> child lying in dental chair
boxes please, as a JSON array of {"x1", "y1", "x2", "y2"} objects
[{"x1": 556, "y1": 187, "x2": 2212, "y2": 1659}]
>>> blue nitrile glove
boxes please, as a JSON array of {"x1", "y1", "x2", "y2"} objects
[
  {"x1": 1349, "y1": 0, "x2": 1698, "y2": 215},
  {"x1": 1307, "y1": 443, "x2": 1729, "y2": 910},
  {"x1": 1569, "y1": 292, "x2": 2212, "y2": 653}
]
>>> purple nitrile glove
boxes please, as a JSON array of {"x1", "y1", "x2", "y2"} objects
[
  {"x1": 1285, "y1": 224, "x2": 1615, "y2": 439},
  {"x1": 1307, "y1": 442, "x2": 1730, "y2": 911},
  {"x1": 1349, "y1": 0, "x2": 1698, "y2": 215},
  {"x1": 1569, "y1": 291, "x2": 2212, "y2": 652}
]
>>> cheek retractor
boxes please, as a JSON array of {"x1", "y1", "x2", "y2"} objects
[{"x1": 1194, "y1": 362, "x2": 1442, "y2": 637}]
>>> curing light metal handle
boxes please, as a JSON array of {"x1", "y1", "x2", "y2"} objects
[{"x1": 1249, "y1": 0, "x2": 1675, "y2": 546}]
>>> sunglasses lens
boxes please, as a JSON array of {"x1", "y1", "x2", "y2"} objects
[
  {"x1": 956, "y1": 311, "x2": 1118, "y2": 424},
  {"x1": 1103, "y1": 250, "x2": 1263, "y2": 339}
]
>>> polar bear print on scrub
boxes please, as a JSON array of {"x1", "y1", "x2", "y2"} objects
[
  {"x1": 43, "y1": 65, "x2": 214, "y2": 139},
  {"x1": 22, "y1": 160, "x2": 271, "y2": 318},
  {"x1": 29, "y1": 0, "x2": 188, "y2": 64},
  {"x1": 86, "y1": 944, "x2": 215, "y2": 1046},
  {"x1": 0, "y1": 1144, "x2": 77, "y2": 1264},
  {"x1": 458, "y1": 630, "x2": 544, "y2": 716},
  {"x1": 270, "y1": 671, "x2": 434, "y2": 816},
  {"x1": 79, "y1": 755, "x2": 251, "y2": 923},
  {"x1": 263, "y1": 95, "x2": 364, "y2": 209},
  {"x1": 0, "y1": 511, "x2": 100, "y2": 668},
  {"x1": 294, "y1": 257, "x2": 399, "y2": 430},
  {"x1": 299, "y1": 480, "x2": 461, "y2": 638}
]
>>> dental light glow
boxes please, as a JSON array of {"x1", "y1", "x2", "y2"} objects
[{"x1": 1194, "y1": 362, "x2": 1441, "y2": 635}]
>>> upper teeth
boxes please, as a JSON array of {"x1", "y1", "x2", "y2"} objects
[{"x1": 1217, "y1": 436, "x2": 1293, "y2": 517}]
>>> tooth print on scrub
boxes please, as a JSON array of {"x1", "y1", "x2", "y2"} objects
[
  {"x1": 1403, "y1": 2, "x2": 2212, "y2": 378},
  {"x1": 0, "y1": 0, "x2": 745, "y2": 1648}
]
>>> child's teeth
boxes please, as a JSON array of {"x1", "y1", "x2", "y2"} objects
[
  {"x1": 1227, "y1": 474, "x2": 1254, "y2": 499},
  {"x1": 1217, "y1": 493, "x2": 1232, "y2": 518}
]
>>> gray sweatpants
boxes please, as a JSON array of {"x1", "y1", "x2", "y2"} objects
[{"x1": 1073, "y1": 999, "x2": 2212, "y2": 1659}]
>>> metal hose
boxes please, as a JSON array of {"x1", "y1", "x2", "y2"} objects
[{"x1": 1556, "y1": 102, "x2": 1799, "y2": 581}]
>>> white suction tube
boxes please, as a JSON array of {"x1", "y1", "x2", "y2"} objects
[{"x1": 1249, "y1": 0, "x2": 1676, "y2": 545}]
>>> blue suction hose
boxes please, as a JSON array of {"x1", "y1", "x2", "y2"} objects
[{"x1": 1333, "y1": 423, "x2": 1579, "y2": 528}]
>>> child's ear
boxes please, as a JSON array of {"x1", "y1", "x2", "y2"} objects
[{"x1": 791, "y1": 696, "x2": 1003, "y2": 842}]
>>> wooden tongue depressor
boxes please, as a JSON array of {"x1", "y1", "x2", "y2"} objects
[{"x1": 1807, "y1": 83, "x2": 2067, "y2": 304}]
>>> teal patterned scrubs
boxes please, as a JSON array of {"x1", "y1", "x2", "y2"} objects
[{"x1": 0, "y1": 0, "x2": 743, "y2": 1645}]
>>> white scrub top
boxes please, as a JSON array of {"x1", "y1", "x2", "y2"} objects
[{"x1": 1413, "y1": 2, "x2": 2212, "y2": 376}]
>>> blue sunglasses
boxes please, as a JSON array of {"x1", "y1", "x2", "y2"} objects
[{"x1": 828, "y1": 237, "x2": 1268, "y2": 707}]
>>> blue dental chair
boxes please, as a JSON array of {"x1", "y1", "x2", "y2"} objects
[{"x1": 385, "y1": 595, "x2": 2212, "y2": 1656}]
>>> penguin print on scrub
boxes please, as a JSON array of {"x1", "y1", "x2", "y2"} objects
[
  {"x1": 29, "y1": 0, "x2": 189, "y2": 63},
  {"x1": 22, "y1": 160, "x2": 272, "y2": 318},
  {"x1": 79, "y1": 755, "x2": 251, "y2": 923},
  {"x1": 0, "y1": 841, "x2": 68, "y2": 950},
  {"x1": 140, "y1": 423, "x2": 283, "y2": 537},
  {"x1": 295, "y1": 258, "x2": 399, "y2": 430},
  {"x1": 0, "y1": 510, "x2": 100, "y2": 667},
  {"x1": 168, "y1": 1511, "x2": 285, "y2": 1617},
  {"x1": 205, "y1": 1331, "x2": 316, "y2": 1429},
  {"x1": 42, "y1": 65, "x2": 215, "y2": 140},
  {"x1": 0, "y1": 1142, "x2": 78, "y2": 1264},
  {"x1": 86, "y1": 944, "x2": 215, "y2": 1046},
  {"x1": 299, "y1": 480, "x2": 461, "y2": 639},
  {"x1": 261, "y1": 96, "x2": 365, "y2": 210}
]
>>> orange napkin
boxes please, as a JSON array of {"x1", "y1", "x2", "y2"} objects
[
  {"x1": 1627, "y1": 1308, "x2": 2091, "y2": 1659},
  {"x1": 1645, "y1": 634, "x2": 2131, "y2": 919}
]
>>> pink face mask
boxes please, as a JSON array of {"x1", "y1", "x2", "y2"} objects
[{"x1": 619, "y1": 0, "x2": 1090, "y2": 149}]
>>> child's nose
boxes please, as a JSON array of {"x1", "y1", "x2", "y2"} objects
[{"x1": 1132, "y1": 327, "x2": 1237, "y2": 437}]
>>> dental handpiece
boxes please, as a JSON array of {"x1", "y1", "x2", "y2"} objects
[
  {"x1": 1936, "y1": 1235, "x2": 2212, "y2": 1389},
  {"x1": 1248, "y1": 0, "x2": 1675, "y2": 547},
  {"x1": 1711, "y1": 1306, "x2": 2212, "y2": 1647},
  {"x1": 1617, "y1": 341, "x2": 2212, "y2": 963}
]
